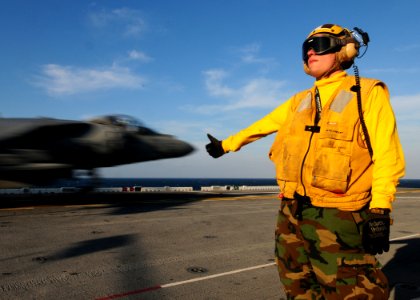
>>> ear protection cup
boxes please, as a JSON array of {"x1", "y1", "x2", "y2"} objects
[
  {"x1": 337, "y1": 42, "x2": 358, "y2": 69},
  {"x1": 337, "y1": 42, "x2": 358, "y2": 62}
]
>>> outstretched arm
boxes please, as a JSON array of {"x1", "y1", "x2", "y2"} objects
[{"x1": 206, "y1": 99, "x2": 293, "y2": 159}]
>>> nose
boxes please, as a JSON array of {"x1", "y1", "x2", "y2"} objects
[{"x1": 307, "y1": 48, "x2": 316, "y2": 57}]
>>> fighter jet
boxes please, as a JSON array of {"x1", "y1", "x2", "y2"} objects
[{"x1": 0, "y1": 114, "x2": 194, "y2": 188}]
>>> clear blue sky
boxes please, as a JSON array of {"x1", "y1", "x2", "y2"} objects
[{"x1": 1, "y1": 0, "x2": 419, "y2": 179}]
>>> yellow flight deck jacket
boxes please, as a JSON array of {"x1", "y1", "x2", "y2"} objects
[{"x1": 221, "y1": 71, "x2": 405, "y2": 211}]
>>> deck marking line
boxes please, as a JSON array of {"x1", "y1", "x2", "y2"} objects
[
  {"x1": 0, "y1": 207, "x2": 34, "y2": 211},
  {"x1": 95, "y1": 285, "x2": 162, "y2": 300},
  {"x1": 95, "y1": 262, "x2": 275, "y2": 299},
  {"x1": 162, "y1": 262, "x2": 276, "y2": 288},
  {"x1": 96, "y1": 234, "x2": 420, "y2": 299},
  {"x1": 390, "y1": 233, "x2": 420, "y2": 241}
]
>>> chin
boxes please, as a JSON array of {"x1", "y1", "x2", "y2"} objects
[{"x1": 309, "y1": 70, "x2": 322, "y2": 78}]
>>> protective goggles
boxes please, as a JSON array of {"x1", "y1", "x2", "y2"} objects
[{"x1": 302, "y1": 36, "x2": 343, "y2": 61}]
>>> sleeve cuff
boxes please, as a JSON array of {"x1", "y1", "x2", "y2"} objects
[{"x1": 369, "y1": 194, "x2": 394, "y2": 211}]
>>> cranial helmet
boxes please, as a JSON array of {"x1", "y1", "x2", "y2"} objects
[{"x1": 302, "y1": 24, "x2": 361, "y2": 75}]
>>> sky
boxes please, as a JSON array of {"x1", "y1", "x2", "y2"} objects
[{"x1": 0, "y1": 0, "x2": 419, "y2": 179}]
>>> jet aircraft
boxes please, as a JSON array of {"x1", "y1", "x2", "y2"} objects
[{"x1": 0, "y1": 115, "x2": 194, "y2": 188}]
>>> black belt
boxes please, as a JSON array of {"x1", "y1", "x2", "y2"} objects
[
  {"x1": 283, "y1": 192, "x2": 313, "y2": 220},
  {"x1": 294, "y1": 192, "x2": 311, "y2": 203}
]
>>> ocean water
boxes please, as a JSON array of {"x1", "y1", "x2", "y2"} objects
[{"x1": 57, "y1": 178, "x2": 420, "y2": 190}]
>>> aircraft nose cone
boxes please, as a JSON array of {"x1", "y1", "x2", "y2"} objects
[
  {"x1": 152, "y1": 135, "x2": 195, "y2": 158},
  {"x1": 177, "y1": 140, "x2": 195, "y2": 156},
  {"x1": 130, "y1": 134, "x2": 195, "y2": 161}
]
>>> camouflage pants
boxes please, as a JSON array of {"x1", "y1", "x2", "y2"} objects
[{"x1": 274, "y1": 197, "x2": 389, "y2": 299}]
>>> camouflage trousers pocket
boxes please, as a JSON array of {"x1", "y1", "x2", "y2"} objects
[
  {"x1": 336, "y1": 256, "x2": 389, "y2": 299},
  {"x1": 279, "y1": 198, "x2": 298, "y2": 218}
]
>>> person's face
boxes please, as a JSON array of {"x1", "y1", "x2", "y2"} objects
[
  {"x1": 306, "y1": 49, "x2": 338, "y2": 79},
  {"x1": 303, "y1": 34, "x2": 342, "y2": 79}
]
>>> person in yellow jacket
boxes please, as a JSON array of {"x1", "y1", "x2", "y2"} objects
[{"x1": 206, "y1": 24, "x2": 405, "y2": 299}]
